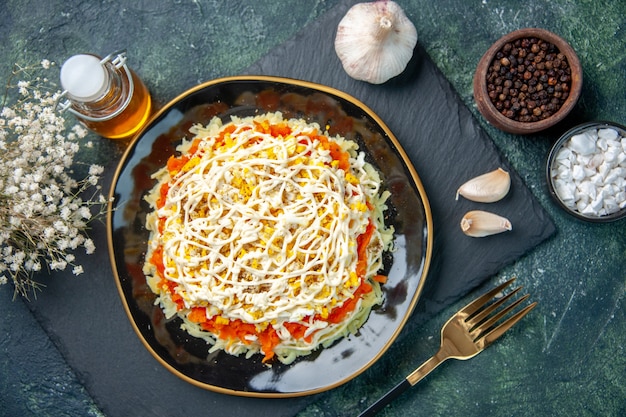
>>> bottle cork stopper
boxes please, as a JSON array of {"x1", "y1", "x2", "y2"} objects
[{"x1": 60, "y1": 54, "x2": 109, "y2": 102}]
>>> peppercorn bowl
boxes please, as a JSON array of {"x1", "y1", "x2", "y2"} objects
[
  {"x1": 547, "y1": 121, "x2": 626, "y2": 222},
  {"x1": 473, "y1": 28, "x2": 582, "y2": 135}
]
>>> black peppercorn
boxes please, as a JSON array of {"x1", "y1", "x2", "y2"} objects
[{"x1": 485, "y1": 36, "x2": 572, "y2": 122}]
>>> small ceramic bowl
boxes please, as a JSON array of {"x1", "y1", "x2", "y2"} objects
[
  {"x1": 546, "y1": 121, "x2": 626, "y2": 222},
  {"x1": 473, "y1": 28, "x2": 583, "y2": 135}
]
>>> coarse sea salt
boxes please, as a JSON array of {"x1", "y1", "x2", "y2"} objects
[{"x1": 551, "y1": 126, "x2": 626, "y2": 217}]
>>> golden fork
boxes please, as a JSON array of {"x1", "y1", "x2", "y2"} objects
[{"x1": 358, "y1": 278, "x2": 536, "y2": 417}]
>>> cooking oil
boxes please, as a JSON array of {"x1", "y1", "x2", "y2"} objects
[{"x1": 58, "y1": 51, "x2": 152, "y2": 140}]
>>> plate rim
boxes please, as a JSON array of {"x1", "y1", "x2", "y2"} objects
[{"x1": 106, "y1": 75, "x2": 434, "y2": 397}]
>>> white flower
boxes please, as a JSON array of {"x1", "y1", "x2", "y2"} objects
[
  {"x1": 56, "y1": 238, "x2": 70, "y2": 251},
  {"x1": 17, "y1": 80, "x2": 30, "y2": 96},
  {"x1": 88, "y1": 164, "x2": 104, "y2": 176},
  {"x1": 72, "y1": 125, "x2": 88, "y2": 138},
  {"x1": 1, "y1": 107, "x2": 16, "y2": 118},
  {"x1": 60, "y1": 206, "x2": 71, "y2": 220},
  {"x1": 53, "y1": 220, "x2": 69, "y2": 234},
  {"x1": 78, "y1": 206, "x2": 92, "y2": 219},
  {"x1": 0, "y1": 60, "x2": 108, "y2": 298},
  {"x1": 5, "y1": 185, "x2": 18, "y2": 194},
  {"x1": 69, "y1": 236, "x2": 84, "y2": 250},
  {"x1": 50, "y1": 260, "x2": 67, "y2": 270},
  {"x1": 84, "y1": 239, "x2": 96, "y2": 255}
]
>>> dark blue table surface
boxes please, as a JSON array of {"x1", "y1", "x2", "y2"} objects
[{"x1": 1, "y1": 1, "x2": 624, "y2": 416}]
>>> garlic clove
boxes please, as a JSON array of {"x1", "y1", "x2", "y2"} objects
[
  {"x1": 460, "y1": 210, "x2": 512, "y2": 237},
  {"x1": 334, "y1": 1, "x2": 418, "y2": 84},
  {"x1": 456, "y1": 168, "x2": 511, "y2": 203}
]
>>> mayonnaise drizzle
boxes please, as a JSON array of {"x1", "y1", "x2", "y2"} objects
[{"x1": 151, "y1": 114, "x2": 383, "y2": 325}]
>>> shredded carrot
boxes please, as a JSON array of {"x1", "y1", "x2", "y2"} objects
[
  {"x1": 258, "y1": 327, "x2": 281, "y2": 362},
  {"x1": 167, "y1": 154, "x2": 189, "y2": 176},
  {"x1": 316, "y1": 134, "x2": 350, "y2": 171},
  {"x1": 322, "y1": 221, "x2": 376, "y2": 325},
  {"x1": 270, "y1": 123, "x2": 291, "y2": 138},
  {"x1": 284, "y1": 322, "x2": 314, "y2": 343},
  {"x1": 355, "y1": 220, "x2": 375, "y2": 278},
  {"x1": 326, "y1": 278, "x2": 372, "y2": 324},
  {"x1": 195, "y1": 315, "x2": 259, "y2": 348},
  {"x1": 162, "y1": 281, "x2": 184, "y2": 310},
  {"x1": 373, "y1": 274, "x2": 388, "y2": 284},
  {"x1": 253, "y1": 120, "x2": 270, "y2": 134},
  {"x1": 216, "y1": 320, "x2": 256, "y2": 344},
  {"x1": 187, "y1": 138, "x2": 202, "y2": 155},
  {"x1": 329, "y1": 142, "x2": 350, "y2": 171},
  {"x1": 223, "y1": 124, "x2": 237, "y2": 135},
  {"x1": 188, "y1": 307, "x2": 207, "y2": 323},
  {"x1": 149, "y1": 246, "x2": 165, "y2": 276},
  {"x1": 156, "y1": 183, "x2": 169, "y2": 209},
  {"x1": 157, "y1": 217, "x2": 166, "y2": 234},
  {"x1": 149, "y1": 245, "x2": 185, "y2": 309}
]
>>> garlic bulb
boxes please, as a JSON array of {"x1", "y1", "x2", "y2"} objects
[
  {"x1": 460, "y1": 210, "x2": 512, "y2": 237},
  {"x1": 456, "y1": 168, "x2": 511, "y2": 203},
  {"x1": 334, "y1": 1, "x2": 418, "y2": 84}
]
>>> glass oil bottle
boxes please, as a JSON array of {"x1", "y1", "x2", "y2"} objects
[{"x1": 57, "y1": 50, "x2": 152, "y2": 140}]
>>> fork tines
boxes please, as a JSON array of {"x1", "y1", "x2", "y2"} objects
[{"x1": 462, "y1": 278, "x2": 537, "y2": 346}]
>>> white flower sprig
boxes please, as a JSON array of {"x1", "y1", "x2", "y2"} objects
[{"x1": 0, "y1": 60, "x2": 108, "y2": 299}]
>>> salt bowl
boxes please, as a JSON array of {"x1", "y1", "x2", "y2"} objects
[{"x1": 547, "y1": 121, "x2": 626, "y2": 222}]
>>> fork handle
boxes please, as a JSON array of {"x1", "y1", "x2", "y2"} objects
[
  {"x1": 358, "y1": 354, "x2": 444, "y2": 417},
  {"x1": 357, "y1": 379, "x2": 412, "y2": 417}
]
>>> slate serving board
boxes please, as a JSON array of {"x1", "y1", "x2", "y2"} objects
[{"x1": 27, "y1": 1, "x2": 554, "y2": 416}]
